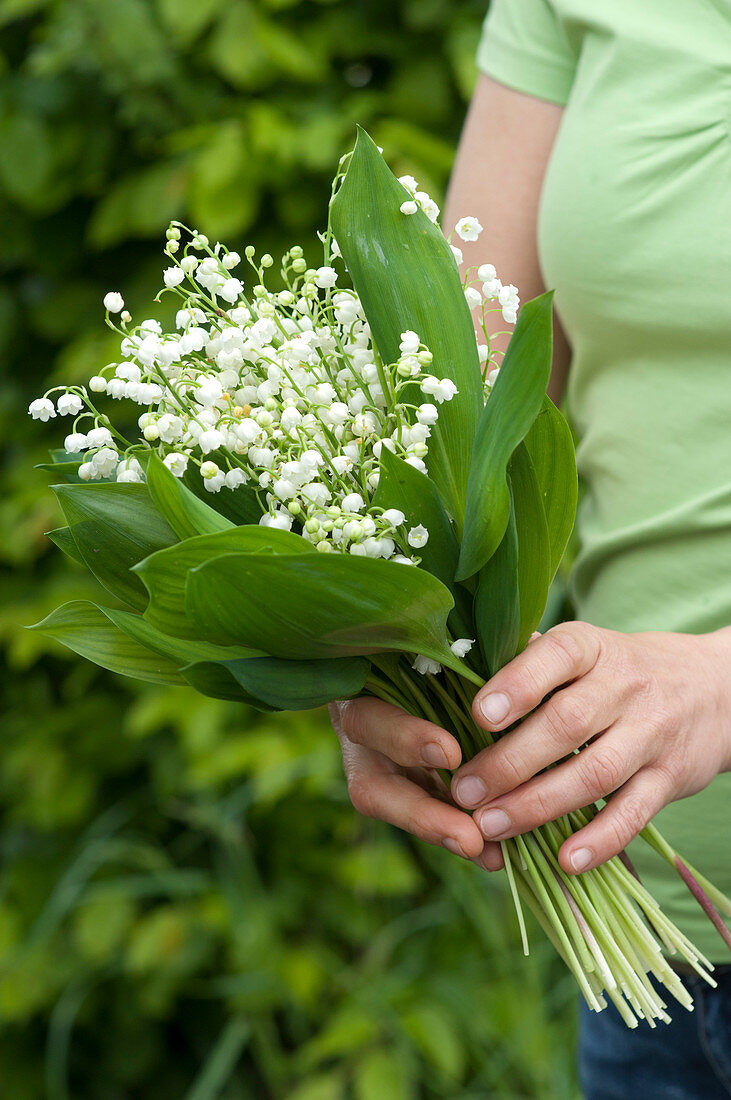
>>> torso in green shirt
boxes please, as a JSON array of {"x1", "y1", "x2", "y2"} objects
[{"x1": 478, "y1": 0, "x2": 731, "y2": 961}]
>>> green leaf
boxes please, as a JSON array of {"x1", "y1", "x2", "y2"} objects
[
  {"x1": 510, "y1": 443, "x2": 551, "y2": 650},
  {"x1": 30, "y1": 601, "x2": 255, "y2": 685},
  {"x1": 523, "y1": 394, "x2": 577, "y2": 583},
  {"x1": 35, "y1": 461, "x2": 85, "y2": 483},
  {"x1": 182, "y1": 460, "x2": 262, "y2": 526},
  {"x1": 179, "y1": 660, "x2": 274, "y2": 706},
  {"x1": 184, "y1": 655, "x2": 370, "y2": 711},
  {"x1": 36, "y1": 449, "x2": 84, "y2": 482},
  {"x1": 136, "y1": 526, "x2": 314, "y2": 638},
  {"x1": 331, "y1": 128, "x2": 483, "y2": 532},
  {"x1": 53, "y1": 482, "x2": 178, "y2": 611},
  {"x1": 46, "y1": 527, "x2": 84, "y2": 567},
  {"x1": 30, "y1": 601, "x2": 183, "y2": 685},
  {"x1": 372, "y1": 448, "x2": 473, "y2": 638},
  {"x1": 474, "y1": 487, "x2": 520, "y2": 677},
  {"x1": 104, "y1": 604, "x2": 256, "y2": 665},
  {"x1": 185, "y1": 552, "x2": 464, "y2": 671},
  {"x1": 146, "y1": 453, "x2": 234, "y2": 539},
  {"x1": 457, "y1": 291, "x2": 554, "y2": 581}
]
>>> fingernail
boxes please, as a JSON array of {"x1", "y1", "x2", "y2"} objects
[
  {"x1": 570, "y1": 847, "x2": 594, "y2": 872},
  {"x1": 478, "y1": 807, "x2": 511, "y2": 838},
  {"x1": 443, "y1": 837, "x2": 467, "y2": 858},
  {"x1": 422, "y1": 741, "x2": 449, "y2": 768},
  {"x1": 477, "y1": 692, "x2": 511, "y2": 726},
  {"x1": 453, "y1": 775, "x2": 487, "y2": 807}
]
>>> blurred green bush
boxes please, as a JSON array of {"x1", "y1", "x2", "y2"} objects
[{"x1": 0, "y1": 0, "x2": 579, "y2": 1095}]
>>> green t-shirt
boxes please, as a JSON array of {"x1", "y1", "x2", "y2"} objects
[{"x1": 477, "y1": 0, "x2": 731, "y2": 962}]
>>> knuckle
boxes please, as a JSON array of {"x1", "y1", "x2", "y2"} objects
[
  {"x1": 543, "y1": 693, "x2": 589, "y2": 744},
  {"x1": 514, "y1": 660, "x2": 547, "y2": 700},
  {"x1": 529, "y1": 784, "x2": 556, "y2": 827},
  {"x1": 608, "y1": 795, "x2": 647, "y2": 848},
  {"x1": 650, "y1": 757, "x2": 681, "y2": 793},
  {"x1": 546, "y1": 624, "x2": 588, "y2": 668},
  {"x1": 631, "y1": 668, "x2": 655, "y2": 699},
  {"x1": 580, "y1": 745, "x2": 625, "y2": 795},
  {"x1": 405, "y1": 796, "x2": 438, "y2": 843},
  {"x1": 493, "y1": 749, "x2": 527, "y2": 790}
]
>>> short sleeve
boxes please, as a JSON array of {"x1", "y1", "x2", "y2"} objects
[{"x1": 476, "y1": 0, "x2": 576, "y2": 107}]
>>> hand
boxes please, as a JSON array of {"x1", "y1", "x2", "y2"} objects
[
  {"x1": 451, "y1": 622, "x2": 731, "y2": 874},
  {"x1": 330, "y1": 697, "x2": 504, "y2": 870}
]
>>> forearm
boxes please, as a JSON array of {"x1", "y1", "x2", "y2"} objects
[{"x1": 444, "y1": 74, "x2": 571, "y2": 403}]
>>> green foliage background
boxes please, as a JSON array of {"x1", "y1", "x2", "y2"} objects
[{"x1": 0, "y1": 0, "x2": 580, "y2": 1095}]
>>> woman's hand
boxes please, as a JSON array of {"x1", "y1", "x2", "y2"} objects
[
  {"x1": 452, "y1": 622, "x2": 731, "y2": 874},
  {"x1": 329, "y1": 698, "x2": 504, "y2": 870}
]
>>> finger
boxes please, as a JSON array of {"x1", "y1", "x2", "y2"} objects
[
  {"x1": 473, "y1": 840, "x2": 505, "y2": 872},
  {"x1": 472, "y1": 621, "x2": 603, "y2": 732},
  {"x1": 331, "y1": 697, "x2": 462, "y2": 770},
  {"x1": 344, "y1": 746, "x2": 486, "y2": 858},
  {"x1": 558, "y1": 766, "x2": 672, "y2": 873},
  {"x1": 453, "y1": 677, "x2": 619, "y2": 807},
  {"x1": 471, "y1": 730, "x2": 646, "y2": 841}
]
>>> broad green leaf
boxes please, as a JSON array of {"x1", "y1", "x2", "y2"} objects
[
  {"x1": 146, "y1": 453, "x2": 234, "y2": 539},
  {"x1": 330, "y1": 128, "x2": 483, "y2": 532},
  {"x1": 180, "y1": 660, "x2": 274, "y2": 706},
  {"x1": 103, "y1": 604, "x2": 257, "y2": 665},
  {"x1": 182, "y1": 460, "x2": 262, "y2": 526},
  {"x1": 457, "y1": 291, "x2": 554, "y2": 581},
  {"x1": 46, "y1": 527, "x2": 84, "y2": 567},
  {"x1": 48, "y1": 448, "x2": 78, "y2": 465},
  {"x1": 36, "y1": 449, "x2": 84, "y2": 482},
  {"x1": 31, "y1": 601, "x2": 183, "y2": 685},
  {"x1": 136, "y1": 526, "x2": 313, "y2": 638},
  {"x1": 30, "y1": 601, "x2": 254, "y2": 685},
  {"x1": 184, "y1": 655, "x2": 370, "y2": 711},
  {"x1": 523, "y1": 394, "x2": 577, "y2": 582},
  {"x1": 474, "y1": 487, "x2": 520, "y2": 677},
  {"x1": 53, "y1": 482, "x2": 178, "y2": 611},
  {"x1": 372, "y1": 448, "x2": 473, "y2": 638},
  {"x1": 35, "y1": 461, "x2": 85, "y2": 483},
  {"x1": 185, "y1": 552, "x2": 464, "y2": 672},
  {"x1": 510, "y1": 443, "x2": 551, "y2": 650}
]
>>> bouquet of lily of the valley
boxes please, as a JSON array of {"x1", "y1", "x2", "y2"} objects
[{"x1": 31, "y1": 129, "x2": 730, "y2": 1027}]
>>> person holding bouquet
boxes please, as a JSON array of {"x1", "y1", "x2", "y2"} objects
[{"x1": 331, "y1": 3, "x2": 731, "y2": 1095}]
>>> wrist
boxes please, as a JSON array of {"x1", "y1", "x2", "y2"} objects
[{"x1": 704, "y1": 625, "x2": 731, "y2": 771}]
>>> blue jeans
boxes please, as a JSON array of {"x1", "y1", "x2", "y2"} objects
[{"x1": 579, "y1": 967, "x2": 731, "y2": 1099}]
